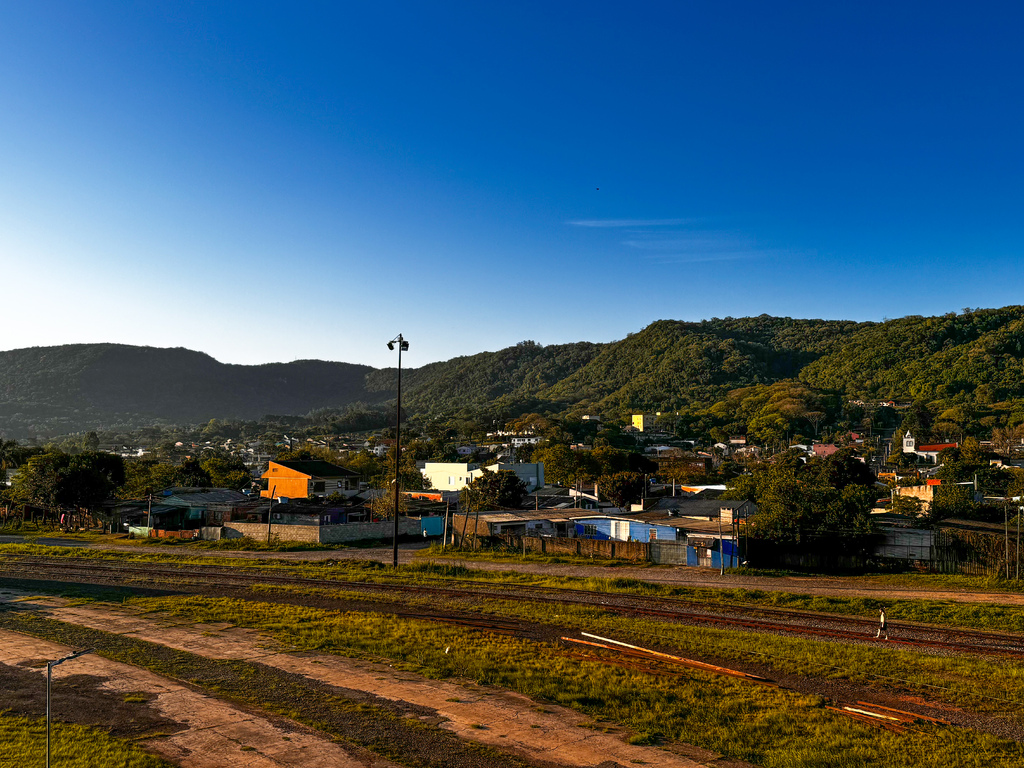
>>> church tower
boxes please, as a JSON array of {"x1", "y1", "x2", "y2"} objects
[{"x1": 902, "y1": 430, "x2": 916, "y2": 453}]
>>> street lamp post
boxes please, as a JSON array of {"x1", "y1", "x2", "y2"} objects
[
  {"x1": 47, "y1": 649, "x2": 93, "y2": 768},
  {"x1": 387, "y1": 334, "x2": 409, "y2": 568}
]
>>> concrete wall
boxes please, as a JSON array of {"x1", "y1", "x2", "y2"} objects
[
  {"x1": 224, "y1": 521, "x2": 320, "y2": 543},
  {"x1": 896, "y1": 485, "x2": 937, "y2": 510},
  {"x1": 319, "y1": 517, "x2": 420, "y2": 543},
  {"x1": 223, "y1": 517, "x2": 421, "y2": 544}
]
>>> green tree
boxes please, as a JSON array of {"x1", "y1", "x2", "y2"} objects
[
  {"x1": 375, "y1": 447, "x2": 429, "y2": 492},
  {"x1": 805, "y1": 450, "x2": 876, "y2": 490},
  {"x1": 889, "y1": 494, "x2": 924, "y2": 518},
  {"x1": 117, "y1": 460, "x2": 179, "y2": 499},
  {"x1": 723, "y1": 461, "x2": 874, "y2": 544},
  {"x1": 340, "y1": 451, "x2": 382, "y2": 485},
  {"x1": 532, "y1": 444, "x2": 580, "y2": 486},
  {"x1": 200, "y1": 454, "x2": 252, "y2": 490},
  {"x1": 174, "y1": 457, "x2": 213, "y2": 487},
  {"x1": 275, "y1": 445, "x2": 338, "y2": 463},
  {"x1": 930, "y1": 484, "x2": 976, "y2": 521},
  {"x1": 82, "y1": 431, "x2": 100, "y2": 452},
  {"x1": 460, "y1": 469, "x2": 527, "y2": 510},
  {"x1": 369, "y1": 490, "x2": 409, "y2": 520},
  {"x1": 10, "y1": 450, "x2": 124, "y2": 511},
  {"x1": 598, "y1": 471, "x2": 646, "y2": 508},
  {"x1": 591, "y1": 446, "x2": 631, "y2": 476}
]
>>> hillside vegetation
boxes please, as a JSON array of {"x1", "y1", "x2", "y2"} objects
[{"x1": 3, "y1": 306, "x2": 1024, "y2": 438}]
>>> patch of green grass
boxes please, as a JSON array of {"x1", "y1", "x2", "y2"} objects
[
  {"x1": 866, "y1": 571, "x2": 1024, "y2": 593},
  {"x1": 627, "y1": 732, "x2": 658, "y2": 746},
  {"x1": 102, "y1": 594, "x2": 1024, "y2": 767},
  {"x1": 192, "y1": 537, "x2": 338, "y2": 552},
  {"x1": 418, "y1": 543, "x2": 648, "y2": 567},
  {"x1": 0, "y1": 613, "x2": 536, "y2": 768},
  {"x1": 0, "y1": 712, "x2": 172, "y2": 767},
  {"x1": 9, "y1": 541, "x2": 1024, "y2": 637},
  {"x1": 129, "y1": 591, "x2": 1024, "y2": 716}
]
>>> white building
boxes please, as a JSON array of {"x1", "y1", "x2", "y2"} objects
[
  {"x1": 511, "y1": 435, "x2": 542, "y2": 447},
  {"x1": 421, "y1": 462, "x2": 545, "y2": 492}
]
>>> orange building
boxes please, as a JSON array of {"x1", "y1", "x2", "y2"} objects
[{"x1": 261, "y1": 460, "x2": 361, "y2": 500}]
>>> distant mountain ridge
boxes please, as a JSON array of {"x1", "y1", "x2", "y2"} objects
[
  {"x1": 4, "y1": 306, "x2": 1024, "y2": 437},
  {"x1": 0, "y1": 344, "x2": 377, "y2": 437}
]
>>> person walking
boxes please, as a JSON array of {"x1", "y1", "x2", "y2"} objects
[{"x1": 875, "y1": 607, "x2": 889, "y2": 640}]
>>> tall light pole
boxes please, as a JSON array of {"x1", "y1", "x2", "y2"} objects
[
  {"x1": 387, "y1": 334, "x2": 409, "y2": 568},
  {"x1": 47, "y1": 649, "x2": 93, "y2": 768}
]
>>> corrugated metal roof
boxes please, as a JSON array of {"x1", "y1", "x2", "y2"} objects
[
  {"x1": 648, "y1": 498, "x2": 750, "y2": 516},
  {"x1": 269, "y1": 460, "x2": 361, "y2": 478},
  {"x1": 163, "y1": 489, "x2": 251, "y2": 506},
  {"x1": 468, "y1": 508, "x2": 591, "y2": 523}
]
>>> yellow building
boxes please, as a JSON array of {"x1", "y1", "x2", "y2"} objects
[
  {"x1": 632, "y1": 414, "x2": 656, "y2": 432},
  {"x1": 261, "y1": 460, "x2": 361, "y2": 500}
]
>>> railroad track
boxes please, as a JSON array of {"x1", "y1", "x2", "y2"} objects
[{"x1": 3, "y1": 553, "x2": 1024, "y2": 659}]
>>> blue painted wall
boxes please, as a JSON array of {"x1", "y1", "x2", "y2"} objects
[
  {"x1": 574, "y1": 518, "x2": 614, "y2": 540},
  {"x1": 420, "y1": 516, "x2": 444, "y2": 536},
  {"x1": 573, "y1": 517, "x2": 680, "y2": 542}
]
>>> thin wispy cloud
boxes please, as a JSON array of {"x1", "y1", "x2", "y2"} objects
[
  {"x1": 567, "y1": 218, "x2": 696, "y2": 227},
  {"x1": 622, "y1": 234, "x2": 753, "y2": 252},
  {"x1": 568, "y1": 217, "x2": 812, "y2": 264},
  {"x1": 642, "y1": 248, "x2": 805, "y2": 265}
]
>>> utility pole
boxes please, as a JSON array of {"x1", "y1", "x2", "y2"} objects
[
  {"x1": 472, "y1": 488, "x2": 482, "y2": 549},
  {"x1": 266, "y1": 485, "x2": 276, "y2": 545},
  {"x1": 388, "y1": 334, "x2": 408, "y2": 569},
  {"x1": 718, "y1": 514, "x2": 725, "y2": 576},
  {"x1": 1006, "y1": 502, "x2": 1010, "y2": 580}
]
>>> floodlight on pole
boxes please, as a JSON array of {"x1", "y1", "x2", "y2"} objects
[
  {"x1": 388, "y1": 334, "x2": 408, "y2": 568},
  {"x1": 47, "y1": 649, "x2": 93, "y2": 768}
]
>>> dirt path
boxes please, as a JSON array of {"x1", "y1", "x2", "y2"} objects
[
  {"x1": 0, "y1": 627, "x2": 393, "y2": 768},
  {"x1": 2, "y1": 590, "x2": 716, "y2": 768}
]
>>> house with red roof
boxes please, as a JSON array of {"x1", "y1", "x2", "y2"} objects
[{"x1": 901, "y1": 431, "x2": 958, "y2": 463}]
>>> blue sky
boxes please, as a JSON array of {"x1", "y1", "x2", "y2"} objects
[{"x1": 2, "y1": 2, "x2": 1023, "y2": 367}]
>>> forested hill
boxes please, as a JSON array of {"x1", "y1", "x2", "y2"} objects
[
  {"x1": 537, "y1": 317, "x2": 868, "y2": 413},
  {"x1": 799, "y1": 306, "x2": 1024, "y2": 403},
  {"x1": 365, "y1": 341, "x2": 605, "y2": 414},
  {"x1": 4, "y1": 306, "x2": 1024, "y2": 437},
  {"x1": 0, "y1": 344, "x2": 378, "y2": 436}
]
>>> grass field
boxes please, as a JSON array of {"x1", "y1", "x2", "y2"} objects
[
  {"x1": 7, "y1": 547, "x2": 1024, "y2": 767},
  {"x1": 0, "y1": 713, "x2": 172, "y2": 768},
  {"x1": 14, "y1": 595, "x2": 1017, "y2": 768},
  {"x1": 6, "y1": 542, "x2": 1024, "y2": 633},
  {"x1": 417, "y1": 542, "x2": 650, "y2": 567},
  {"x1": 131, "y1": 588, "x2": 1024, "y2": 717},
  {"x1": 0, "y1": 614, "x2": 544, "y2": 768}
]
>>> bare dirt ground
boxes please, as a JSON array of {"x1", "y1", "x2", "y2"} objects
[
  {"x1": 0, "y1": 589, "x2": 719, "y2": 768},
  {"x1": 0, "y1": 627, "x2": 395, "y2": 768}
]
